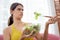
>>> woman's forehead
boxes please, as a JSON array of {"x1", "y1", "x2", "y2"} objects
[{"x1": 16, "y1": 5, "x2": 23, "y2": 9}]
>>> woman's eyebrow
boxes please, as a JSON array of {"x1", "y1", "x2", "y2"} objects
[
  {"x1": 17, "y1": 8, "x2": 23, "y2": 9},
  {"x1": 17, "y1": 8, "x2": 24, "y2": 11},
  {"x1": 17, "y1": 8, "x2": 21, "y2": 9}
]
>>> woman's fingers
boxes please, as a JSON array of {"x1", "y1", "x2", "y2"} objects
[
  {"x1": 45, "y1": 15, "x2": 60, "y2": 24},
  {"x1": 44, "y1": 16, "x2": 58, "y2": 23},
  {"x1": 44, "y1": 16, "x2": 53, "y2": 18},
  {"x1": 47, "y1": 18, "x2": 56, "y2": 24},
  {"x1": 44, "y1": 15, "x2": 60, "y2": 20}
]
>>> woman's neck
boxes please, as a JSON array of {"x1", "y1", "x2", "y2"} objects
[{"x1": 13, "y1": 17, "x2": 23, "y2": 25}]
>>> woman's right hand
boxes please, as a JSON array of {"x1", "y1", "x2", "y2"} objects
[{"x1": 20, "y1": 30, "x2": 34, "y2": 40}]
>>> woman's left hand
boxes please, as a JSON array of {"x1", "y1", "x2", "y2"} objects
[
  {"x1": 47, "y1": 18, "x2": 55, "y2": 24},
  {"x1": 44, "y1": 16, "x2": 60, "y2": 24}
]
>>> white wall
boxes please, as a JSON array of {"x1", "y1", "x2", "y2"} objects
[{"x1": 0, "y1": 0, "x2": 59, "y2": 36}]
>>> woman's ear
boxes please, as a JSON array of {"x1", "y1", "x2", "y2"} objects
[{"x1": 10, "y1": 9, "x2": 13, "y2": 14}]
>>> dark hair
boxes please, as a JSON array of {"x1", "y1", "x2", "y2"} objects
[{"x1": 8, "y1": 2, "x2": 23, "y2": 26}]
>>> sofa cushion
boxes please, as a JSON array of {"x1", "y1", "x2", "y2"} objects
[
  {"x1": 0, "y1": 34, "x2": 60, "y2": 40},
  {"x1": 47, "y1": 34, "x2": 60, "y2": 40},
  {"x1": 0, "y1": 35, "x2": 3, "y2": 40}
]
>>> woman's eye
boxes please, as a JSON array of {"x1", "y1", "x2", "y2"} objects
[
  {"x1": 17, "y1": 8, "x2": 24, "y2": 11},
  {"x1": 21, "y1": 9, "x2": 24, "y2": 11},
  {"x1": 17, "y1": 8, "x2": 21, "y2": 10}
]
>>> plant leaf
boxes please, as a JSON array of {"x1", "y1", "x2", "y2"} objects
[{"x1": 34, "y1": 12, "x2": 41, "y2": 20}]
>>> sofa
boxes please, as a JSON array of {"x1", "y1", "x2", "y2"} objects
[
  {"x1": 47, "y1": 34, "x2": 60, "y2": 40},
  {"x1": 0, "y1": 35, "x2": 3, "y2": 40},
  {"x1": 0, "y1": 34, "x2": 60, "y2": 40}
]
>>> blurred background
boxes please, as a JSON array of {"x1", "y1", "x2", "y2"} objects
[{"x1": 0, "y1": 0, "x2": 59, "y2": 36}]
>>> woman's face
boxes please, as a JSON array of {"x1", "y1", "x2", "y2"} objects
[{"x1": 11, "y1": 5, "x2": 23, "y2": 20}]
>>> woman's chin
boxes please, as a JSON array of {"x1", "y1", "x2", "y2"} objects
[{"x1": 17, "y1": 17, "x2": 22, "y2": 20}]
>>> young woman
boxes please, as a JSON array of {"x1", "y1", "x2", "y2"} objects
[{"x1": 3, "y1": 2, "x2": 55, "y2": 40}]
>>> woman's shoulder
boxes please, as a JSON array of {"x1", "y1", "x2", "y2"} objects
[{"x1": 3, "y1": 26, "x2": 12, "y2": 34}]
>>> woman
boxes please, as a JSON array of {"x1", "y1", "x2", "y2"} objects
[
  {"x1": 3, "y1": 2, "x2": 55, "y2": 40},
  {"x1": 3, "y1": 2, "x2": 37, "y2": 40}
]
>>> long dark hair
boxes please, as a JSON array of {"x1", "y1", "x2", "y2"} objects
[{"x1": 8, "y1": 2, "x2": 23, "y2": 26}]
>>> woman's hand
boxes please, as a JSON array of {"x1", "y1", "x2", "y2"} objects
[
  {"x1": 20, "y1": 30, "x2": 34, "y2": 40},
  {"x1": 44, "y1": 15, "x2": 60, "y2": 24},
  {"x1": 44, "y1": 16, "x2": 57, "y2": 24},
  {"x1": 46, "y1": 18, "x2": 55, "y2": 24},
  {"x1": 43, "y1": 16, "x2": 60, "y2": 40}
]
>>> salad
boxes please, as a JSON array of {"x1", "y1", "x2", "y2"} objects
[{"x1": 23, "y1": 12, "x2": 41, "y2": 35}]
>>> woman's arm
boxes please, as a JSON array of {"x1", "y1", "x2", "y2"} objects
[
  {"x1": 33, "y1": 32, "x2": 43, "y2": 40},
  {"x1": 3, "y1": 28, "x2": 10, "y2": 40},
  {"x1": 43, "y1": 18, "x2": 55, "y2": 40},
  {"x1": 43, "y1": 23, "x2": 49, "y2": 40}
]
